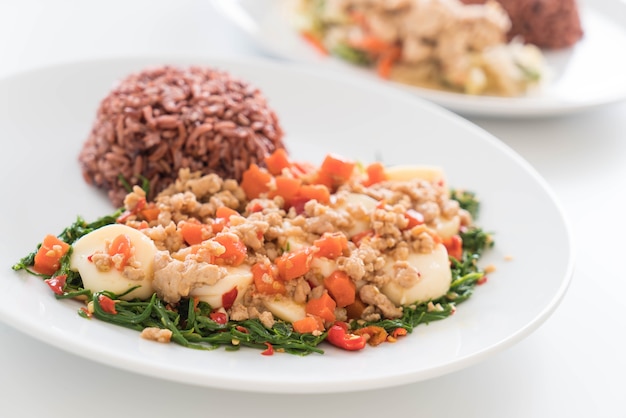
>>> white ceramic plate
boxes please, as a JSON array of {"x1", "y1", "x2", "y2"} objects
[
  {"x1": 0, "y1": 56, "x2": 573, "y2": 393},
  {"x1": 212, "y1": 0, "x2": 626, "y2": 118}
]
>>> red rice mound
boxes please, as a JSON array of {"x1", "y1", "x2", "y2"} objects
[
  {"x1": 461, "y1": 0, "x2": 583, "y2": 49},
  {"x1": 79, "y1": 65, "x2": 286, "y2": 207}
]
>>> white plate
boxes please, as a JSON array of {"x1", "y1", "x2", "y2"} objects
[
  {"x1": 0, "y1": 56, "x2": 573, "y2": 393},
  {"x1": 213, "y1": 0, "x2": 626, "y2": 117}
]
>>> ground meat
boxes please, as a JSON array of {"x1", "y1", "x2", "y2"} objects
[
  {"x1": 140, "y1": 327, "x2": 173, "y2": 343},
  {"x1": 152, "y1": 251, "x2": 223, "y2": 303},
  {"x1": 141, "y1": 222, "x2": 184, "y2": 253},
  {"x1": 461, "y1": 0, "x2": 584, "y2": 48},
  {"x1": 390, "y1": 260, "x2": 421, "y2": 288},
  {"x1": 292, "y1": 278, "x2": 312, "y2": 304},
  {"x1": 79, "y1": 65, "x2": 285, "y2": 207},
  {"x1": 228, "y1": 217, "x2": 269, "y2": 251},
  {"x1": 229, "y1": 303, "x2": 250, "y2": 321},
  {"x1": 359, "y1": 284, "x2": 403, "y2": 319}
]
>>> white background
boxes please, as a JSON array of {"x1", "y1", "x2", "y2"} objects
[{"x1": 0, "y1": 1, "x2": 624, "y2": 417}]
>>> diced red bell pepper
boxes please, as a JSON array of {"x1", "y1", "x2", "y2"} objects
[{"x1": 108, "y1": 234, "x2": 133, "y2": 271}]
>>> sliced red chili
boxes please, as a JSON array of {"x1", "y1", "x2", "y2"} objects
[
  {"x1": 235, "y1": 326, "x2": 249, "y2": 334},
  {"x1": 391, "y1": 327, "x2": 408, "y2": 338},
  {"x1": 404, "y1": 209, "x2": 424, "y2": 229},
  {"x1": 116, "y1": 197, "x2": 147, "y2": 223},
  {"x1": 354, "y1": 325, "x2": 388, "y2": 346},
  {"x1": 98, "y1": 294, "x2": 117, "y2": 314},
  {"x1": 351, "y1": 230, "x2": 374, "y2": 246},
  {"x1": 222, "y1": 287, "x2": 238, "y2": 310},
  {"x1": 326, "y1": 323, "x2": 366, "y2": 351},
  {"x1": 261, "y1": 342, "x2": 274, "y2": 356},
  {"x1": 210, "y1": 311, "x2": 227, "y2": 325},
  {"x1": 79, "y1": 307, "x2": 93, "y2": 318},
  {"x1": 44, "y1": 274, "x2": 67, "y2": 295},
  {"x1": 443, "y1": 234, "x2": 463, "y2": 261}
]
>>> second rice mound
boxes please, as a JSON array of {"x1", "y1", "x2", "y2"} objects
[{"x1": 79, "y1": 65, "x2": 286, "y2": 207}]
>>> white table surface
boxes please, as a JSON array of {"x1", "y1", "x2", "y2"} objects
[{"x1": 1, "y1": 1, "x2": 624, "y2": 417}]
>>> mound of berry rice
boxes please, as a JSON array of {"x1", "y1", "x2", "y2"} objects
[{"x1": 79, "y1": 65, "x2": 286, "y2": 207}]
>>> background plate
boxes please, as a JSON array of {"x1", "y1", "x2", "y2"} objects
[
  {"x1": 212, "y1": 0, "x2": 626, "y2": 117},
  {"x1": 0, "y1": 56, "x2": 573, "y2": 393}
]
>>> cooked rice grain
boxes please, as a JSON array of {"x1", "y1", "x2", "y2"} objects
[{"x1": 79, "y1": 65, "x2": 285, "y2": 207}]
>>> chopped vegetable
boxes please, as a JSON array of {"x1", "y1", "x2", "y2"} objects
[
  {"x1": 213, "y1": 233, "x2": 247, "y2": 266},
  {"x1": 313, "y1": 232, "x2": 348, "y2": 259},
  {"x1": 317, "y1": 153, "x2": 356, "y2": 188},
  {"x1": 252, "y1": 262, "x2": 286, "y2": 295},
  {"x1": 443, "y1": 234, "x2": 463, "y2": 261},
  {"x1": 300, "y1": 30, "x2": 329, "y2": 55},
  {"x1": 33, "y1": 234, "x2": 70, "y2": 276},
  {"x1": 363, "y1": 162, "x2": 387, "y2": 186},
  {"x1": 293, "y1": 315, "x2": 325, "y2": 334},
  {"x1": 354, "y1": 325, "x2": 388, "y2": 346},
  {"x1": 275, "y1": 246, "x2": 315, "y2": 281},
  {"x1": 181, "y1": 221, "x2": 208, "y2": 245},
  {"x1": 404, "y1": 209, "x2": 425, "y2": 229},
  {"x1": 269, "y1": 175, "x2": 302, "y2": 207},
  {"x1": 323, "y1": 270, "x2": 356, "y2": 308},
  {"x1": 241, "y1": 163, "x2": 272, "y2": 199},
  {"x1": 376, "y1": 46, "x2": 401, "y2": 79},
  {"x1": 221, "y1": 287, "x2": 238, "y2": 310},
  {"x1": 305, "y1": 292, "x2": 337, "y2": 323},
  {"x1": 108, "y1": 233, "x2": 133, "y2": 271},
  {"x1": 98, "y1": 294, "x2": 117, "y2": 314},
  {"x1": 44, "y1": 274, "x2": 67, "y2": 295},
  {"x1": 327, "y1": 322, "x2": 366, "y2": 351},
  {"x1": 265, "y1": 147, "x2": 292, "y2": 175}
]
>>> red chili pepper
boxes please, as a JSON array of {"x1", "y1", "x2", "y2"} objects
[
  {"x1": 221, "y1": 287, "x2": 238, "y2": 310},
  {"x1": 261, "y1": 342, "x2": 274, "y2": 356},
  {"x1": 98, "y1": 294, "x2": 117, "y2": 314},
  {"x1": 249, "y1": 202, "x2": 264, "y2": 213},
  {"x1": 116, "y1": 210, "x2": 133, "y2": 224},
  {"x1": 443, "y1": 234, "x2": 463, "y2": 261},
  {"x1": 235, "y1": 326, "x2": 248, "y2": 334},
  {"x1": 44, "y1": 274, "x2": 67, "y2": 295},
  {"x1": 116, "y1": 197, "x2": 147, "y2": 223},
  {"x1": 354, "y1": 325, "x2": 388, "y2": 346},
  {"x1": 326, "y1": 323, "x2": 366, "y2": 351},
  {"x1": 477, "y1": 276, "x2": 488, "y2": 285},
  {"x1": 391, "y1": 328, "x2": 408, "y2": 338},
  {"x1": 404, "y1": 209, "x2": 424, "y2": 229},
  {"x1": 210, "y1": 311, "x2": 227, "y2": 325},
  {"x1": 80, "y1": 307, "x2": 93, "y2": 318}
]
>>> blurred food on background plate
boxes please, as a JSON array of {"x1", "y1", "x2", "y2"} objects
[
  {"x1": 293, "y1": 0, "x2": 583, "y2": 96},
  {"x1": 460, "y1": 0, "x2": 583, "y2": 49}
]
